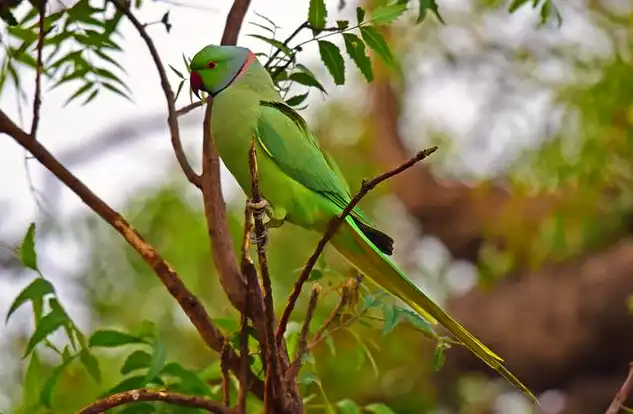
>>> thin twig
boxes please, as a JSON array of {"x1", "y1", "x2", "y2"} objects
[
  {"x1": 76, "y1": 388, "x2": 231, "y2": 414},
  {"x1": 264, "y1": 22, "x2": 308, "y2": 69},
  {"x1": 176, "y1": 100, "x2": 204, "y2": 117},
  {"x1": 311, "y1": 276, "x2": 360, "y2": 345},
  {"x1": 276, "y1": 146, "x2": 438, "y2": 341},
  {"x1": 221, "y1": 338, "x2": 231, "y2": 407},
  {"x1": 286, "y1": 284, "x2": 320, "y2": 380},
  {"x1": 221, "y1": 0, "x2": 252, "y2": 46},
  {"x1": 30, "y1": 0, "x2": 46, "y2": 138},
  {"x1": 237, "y1": 306, "x2": 250, "y2": 414},
  {"x1": 606, "y1": 363, "x2": 633, "y2": 414},
  {"x1": 248, "y1": 139, "x2": 285, "y2": 411},
  {"x1": 110, "y1": 0, "x2": 201, "y2": 189},
  {"x1": 0, "y1": 109, "x2": 264, "y2": 400}
]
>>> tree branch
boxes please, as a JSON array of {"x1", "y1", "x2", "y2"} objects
[
  {"x1": 30, "y1": 0, "x2": 46, "y2": 138},
  {"x1": 605, "y1": 363, "x2": 633, "y2": 414},
  {"x1": 176, "y1": 100, "x2": 204, "y2": 117},
  {"x1": 221, "y1": 338, "x2": 231, "y2": 407},
  {"x1": 247, "y1": 140, "x2": 286, "y2": 410},
  {"x1": 0, "y1": 109, "x2": 264, "y2": 399},
  {"x1": 111, "y1": 0, "x2": 201, "y2": 189},
  {"x1": 275, "y1": 146, "x2": 438, "y2": 341},
  {"x1": 76, "y1": 389, "x2": 231, "y2": 414},
  {"x1": 286, "y1": 284, "x2": 320, "y2": 380},
  {"x1": 220, "y1": 0, "x2": 251, "y2": 46}
]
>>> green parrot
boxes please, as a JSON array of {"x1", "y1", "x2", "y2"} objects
[{"x1": 189, "y1": 44, "x2": 536, "y2": 403}]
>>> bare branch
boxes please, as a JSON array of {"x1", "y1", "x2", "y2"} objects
[
  {"x1": 76, "y1": 388, "x2": 231, "y2": 414},
  {"x1": 30, "y1": 0, "x2": 46, "y2": 138},
  {"x1": 176, "y1": 100, "x2": 204, "y2": 117},
  {"x1": 220, "y1": 0, "x2": 252, "y2": 46},
  {"x1": 247, "y1": 139, "x2": 285, "y2": 410},
  {"x1": 311, "y1": 276, "x2": 360, "y2": 346},
  {"x1": 110, "y1": 0, "x2": 201, "y2": 189},
  {"x1": 286, "y1": 284, "x2": 320, "y2": 380},
  {"x1": 221, "y1": 338, "x2": 231, "y2": 407},
  {"x1": 238, "y1": 306, "x2": 250, "y2": 414},
  {"x1": 606, "y1": 364, "x2": 633, "y2": 414},
  {"x1": 276, "y1": 146, "x2": 439, "y2": 340},
  {"x1": 0, "y1": 109, "x2": 264, "y2": 399}
]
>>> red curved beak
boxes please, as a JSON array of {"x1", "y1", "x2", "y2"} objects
[{"x1": 190, "y1": 71, "x2": 202, "y2": 99}]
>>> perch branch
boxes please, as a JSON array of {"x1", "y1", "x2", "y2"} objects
[
  {"x1": 221, "y1": 0, "x2": 251, "y2": 46},
  {"x1": 0, "y1": 109, "x2": 264, "y2": 399},
  {"x1": 176, "y1": 100, "x2": 204, "y2": 117},
  {"x1": 605, "y1": 363, "x2": 633, "y2": 414},
  {"x1": 221, "y1": 338, "x2": 231, "y2": 407},
  {"x1": 248, "y1": 139, "x2": 286, "y2": 410},
  {"x1": 30, "y1": 0, "x2": 46, "y2": 138},
  {"x1": 311, "y1": 276, "x2": 360, "y2": 346},
  {"x1": 286, "y1": 284, "x2": 321, "y2": 380},
  {"x1": 276, "y1": 146, "x2": 439, "y2": 341},
  {"x1": 111, "y1": 0, "x2": 201, "y2": 189},
  {"x1": 238, "y1": 305, "x2": 250, "y2": 414},
  {"x1": 76, "y1": 389, "x2": 231, "y2": 414}
]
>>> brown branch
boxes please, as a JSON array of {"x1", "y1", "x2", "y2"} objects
[
  {"x1": 221, "y1": 338, "x2": 231, "y2": 407},
  {"x1": 238, "y1": 306, "x2": 250, "y2": 414},
  {"x1": 286, "y1": 284, "x2": 321, "y2": 380},
  {"x1": 30, "y1": 0, "x2": 46, "y2": 138},
  {"x1": 275, "y1": 146, "x2": 439, "y2": 341},
  {"x1": 110, "y1": 0, "x2": 201, "y2": 189},
  {"x1": 76, "y1": 388, "x2": 231, "y2": 414},
  {"x1": 247, "y1": 140, "x2": 285, "y2": 411},
  {"x1": 220, "y1": 0, "x2": 251, "y2": 46},
  {"x1": 311, "y1": 276, "x2": 359, "y2": 346},
  {"x1": 176, "y1": 100, "x2": 204, "y2": 117},
  {"x1": 0, "y1": 109, "x2": 264, "y2": 399},
  {"x1": 606, "y1": 364, "x2": 633, "y2": 414}
]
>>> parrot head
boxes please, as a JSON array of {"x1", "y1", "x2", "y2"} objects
[{"x1": 189, "y1": 45, "x2": 254, "y2": 98}]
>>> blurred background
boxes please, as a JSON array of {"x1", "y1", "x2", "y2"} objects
[{"x1": 1, "y1": 0, "x2": 633, "y2": 413}]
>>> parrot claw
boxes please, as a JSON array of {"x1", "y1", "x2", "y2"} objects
[{"x1": 249, "y1": 227, "x2": 268, "y2": 247}]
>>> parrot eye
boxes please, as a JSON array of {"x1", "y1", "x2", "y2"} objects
[{"x1": 207, "y1": 61, "x2": 218, "y2": 69}]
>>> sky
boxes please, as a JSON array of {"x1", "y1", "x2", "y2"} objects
[{"x1": 0, "y1": 0, "x2": 608, "y2": 411}]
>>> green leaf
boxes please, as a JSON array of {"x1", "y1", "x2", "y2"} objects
[
  {"x1": 371, "y1": 2, "x2": 408, "y2": 25},
  {"x1": 285, "y1": 93, "x2": 309, "y2": 107},
  {"x1": 298, "y1": 371, "x2": 321, "y2": 386},
  {"x1": 539, "y1": 0, "x2": 562, "y2": 27},
  {"x1": 80, "y1": 349, "x2": 101, "y2": 383},
  {"x1": 102, "y1": 375, "x2": 146, "y2": 397},
  {"x1": 1, "y1": 10, "x2": 19, "y2": 26},
  {"x1": 121, "y1": 350, "x2": 152, "y2": 374},
  {"x1": 336, "y1": 20, "x2": 349, "y2": 30},
  {"x1": 289, "y1": 72, "x2": 326, "y2": 93},
  {"x1": 6, "y1": 278, "x2": 54, "y2": 322},
  {"x1": 433, "y1": 340, "x2": 451, "y2": 371},
  {"x1": 508, "y1": 0, "x2": 530, "y2": 13},
  {"x1": 400, "y1": 309, "x2": 435, "y2": 337},
  {"x1": 23, "y1": 352, "x2": 42, "y2": 411},
  {"x1": 248, "y1": 34, "x2": 293, "y2": 56},
  {"x1": 360, "y1": 26, "x2": 395, "y2": 67},
  {"x1": 168, "y1": 64, "x2": 184, "y2": 79},
  {"x1": 343, "y1": 33, "x2": 373, "y2": 82},
  {"x1": 417, "y1": 0, "x2": 445, "y2": 24},
  {"x1": 161, "y1": 362, "x2": 212, "y2": 396},
  {"x1": 40, "y1": 353, "x2": 77, "y2": 407},
  {"x1": 356, "y1": 6, "x2": 365, "y2": 24},
  {"x1": 63, "y1": 82, "x2": 94, "y2": 107},
  {"x1": 89, "y1": 330, "x2": 146, "y2": 348},
  {"x1": 381, "y1": 303, "x2": 399, "y2": 336},
  {"x1": 24, "y1": 303, "x2": 68, "y2": 357},
  {"x1": 365, "y1": 403, "x2": 397, "y2": 414},
  {"x1": 250, "y1": 22, "x2": 275, "y2": 35},
  {"x1": 318, "y1": 40, "x2": 345, "y2": 85},
  {"x1": 161, "y1": 11, "x2": 171, "y2": 33},
  {"x1": 175, "y1": 80, "x2": 185, "y2": 102},
  {"x1": 336, "y1": 399, "x2": 361, "y2": 414},
  {"x1": 19, "y1": 223, "x2": 37, "y2": 271},
  {"x1": 82, "y1": 89, "x2": 99, "y2": 105},
  {"x1": 308, "y1": 0, "x2": 327, "y2": 30},
  {"x1": 142, "y1": 340, "x2": 166, "y2": 385}
]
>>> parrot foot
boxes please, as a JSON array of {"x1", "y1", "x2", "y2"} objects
[{"x1": 246, "y1": 198, "x2": 271, "y2": 247}]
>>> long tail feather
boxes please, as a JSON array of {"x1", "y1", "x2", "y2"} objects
[{"x1": 331, "y1": 216, "x2": 538, "y2": 404}]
